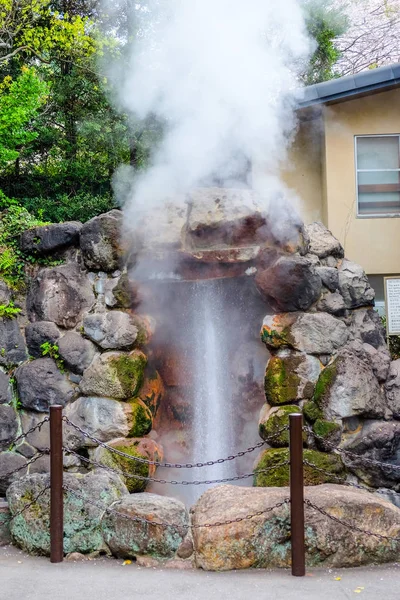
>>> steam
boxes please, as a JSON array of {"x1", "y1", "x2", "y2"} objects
[{"x1": 103, "y1": 0, "x2": 312, "y2": 219}]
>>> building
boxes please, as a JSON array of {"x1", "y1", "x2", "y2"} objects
[{"x1": 279, "y1": 62, "x2": 400, "y2": 309}]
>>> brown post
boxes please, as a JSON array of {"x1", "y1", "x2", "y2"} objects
[
  {"x1": 289, "y1": 413, "x2": 305, "y2": 577},
  {"x1": 50, "y1": 405, "x2": 63, "y2": 563}
]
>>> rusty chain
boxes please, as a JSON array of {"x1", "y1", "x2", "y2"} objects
[
  {"x1": 63, "y1": 415, "x2": 288, "y2": 469},
  {"x1": 64, "y1": 447, "x2": 289, "y2": 485},
  {"x1": 8, "y1": 418, "x2": 50, "y2": 449},
  {"x1": 304, "y1": 499, "x2": 400, "y2": 542},
  {"x1": 4, "y1": 451, "x2": 48, "y2": 479},
  {"x1": 4, "y1": 485, "x2": 50, "y2": 525},
  {"x1": 63, "y1": 483, "x2": 290, "y2": 530}
]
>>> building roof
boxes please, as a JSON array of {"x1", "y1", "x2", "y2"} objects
[{"x1": 299, "y1": 62, "x2": 400, "y2": 108}]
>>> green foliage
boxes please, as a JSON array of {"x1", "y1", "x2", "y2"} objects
[
  {"x1": 20, "y1": 191, "x2": 117, "y2": 223},
  {"x1": 0, "y1": 300, "x2": 21, "y2": 318},
  {"x1": 40, "y1": 341, "x2": 65, "y2": 371}
]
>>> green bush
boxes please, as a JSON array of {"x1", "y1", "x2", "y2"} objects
[{"x1": 20, "y1": 191, "x2": 117, "y2": 223}]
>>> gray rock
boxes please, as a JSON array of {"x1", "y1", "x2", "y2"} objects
[
  {"x1": 58, "y1": 332, "x2": 97, "y2": 375},
  {"x1": 317, "y1": 291, "x2": 346, "y2": 316},
  {"x1": 25, "y1": 321, "x2": 61, "y2": 358},
  {"x1": 0, "y1": 499, "x2": 11, "y2": 545},
  {"x1": 0, "y1": 280, "x2": 11, "y2": 305},
  {"x1": 64, "y1": 397, "x2": 129, "y2": 450},
  {"x1": 385, "y1": 359, "x2": 400, "y2": 418},
  {"x1": 349, "y1": 308, "x2": 387, "y2": 350},
  {"x1": 101, "y1": 493, "x2": 189, "y2": 559},
  {"x1": 316, "y1": 266, "x2": 339, "y2": 292},
  {"x1": 264, "y1": 349, "x2": 321, "y2": 406},
  {"x1": 290, "y1": 312, "x2": 349, "y2": 355},
  {"x1": 0, "y1": 405, "x2": 18, "y2": 451},
  {"x1": 338, "y1": 260, "x2": 375, "y2": 309},
  {"x1": 15, "y1": 441, "x2": 36, "y2": 459},
  {"x1": 362, "y1": 342, "x2": 391, "y2": 383},
  {"x1": 7, "y1": 471, "x2": 128, "y2": 555},
  {"x1": 0, "y1": 318, "x2": 27, "y2": 367},
  {"x1": 255, "y1": 256, "x2": 322, "y2": 312},
  {"x1": 0, "y1": 452, "x2": 27, "y2": 494},
  {"x1": 80, "y1": 210, "x2": 123, "y2": 272},
  {"x1": 79, "y1": 350, "x2": 147, "y2": 400},
  {"x1": 305, "y1": 222, "x2": 344, "y2": 259},
  {"x1": 20, "y1": 222, "x2": 82, "y2": 255},
  {"x1": 0, "y1": 370, "x2": 11, "y2": 404},
  {"x1": 83, "y1": 312, "x2": 138, "y2": 350},
  {"x1": 315, "y1": 346, "x2": 388, "y2": 421},
  {"x1": 28, "y1": 454, "x2": 50, "y2": 474},
  {"x1": 340, "y1": 420, "x2": 400, "y2": 488},
  {"x1": 27, "y1": 263, "x2": 95, "y2": 329},
  {"x1": 16, "y1": 358, "x2": 76, "y2": 412},
  {"x1": 192, "y1": 484, "x2": 400, "y2": 570},
  {"x1": 20, "y1": 412, "x2": 49, "y2": 451}
]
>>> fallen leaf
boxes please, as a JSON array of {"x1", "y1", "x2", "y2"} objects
[
  {"x1": 334, "y1": 577, "x2": 342, "y2": 581},
  {"x1": 122, "y1": 560, "x2": 132, "y2": 566}
]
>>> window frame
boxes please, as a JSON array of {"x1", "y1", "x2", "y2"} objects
[{"x1": 355, "y1": 134, "x2": 400, "y2": 219}]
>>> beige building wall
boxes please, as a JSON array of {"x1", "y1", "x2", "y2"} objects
[{"x1": 323, "y1": 88, "x2": 400, "y2": 274}]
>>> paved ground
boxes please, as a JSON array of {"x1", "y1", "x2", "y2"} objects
[{"x1": 1, "y1": 545, "x2": 400, "y2": 600}]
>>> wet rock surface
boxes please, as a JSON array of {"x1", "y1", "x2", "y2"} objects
[
  {"x1": 83, "y1": 311, "x2": 138, "y2": 350},
  {"x1": 16, "y1": 358, "x2": 76, "y2": 412},
  {"x1": 57, "y1": 332, "x2": 97, "y2": 374},
  {"x1": 80, "y1": 210, "x2": 124, "y2": 272}
]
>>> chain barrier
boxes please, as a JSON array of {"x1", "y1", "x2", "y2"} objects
[
  {"x1": 304, "y1": 499, "x2": 400, "y2": 543},
  {"x1": 305, "y1": 426, "x2": 400, "y2": 471},
  {"x1": 4, "y1": 451, "x2": 48, "y2": 480},
  {"x1": 4, "y1": 485, "x2": 50, "y2": 525},
  {"x1": 64, "y1": 447, "x2": 290, "y2": 485},
  {"x1": 63, "y1": 415, "x2": 288, "y2": 469},
  {"x1": 7, "y1": 418, "x2": 50, "y2": 449},
  {"x1": 63, "y1": 483, "x2": 289, "y2": 530}
]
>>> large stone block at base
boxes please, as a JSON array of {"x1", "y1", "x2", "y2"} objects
[
  {"x1": 0, "y1": 499, "x2": 11, "y2": 545},
  {"x1": 101, "y1": 493, "x2": 189, "y2": 559},
  {"x1": 6, "y1": 472, "x2": 128, "y2": 556},
  {"x1": 192, "y1": 484, "x2": 400, "y2": 571}
]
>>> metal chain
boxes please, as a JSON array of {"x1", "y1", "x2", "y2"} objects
[
  {"x1": 4, "y1": 451, "x2": 48, "y2": 479},
  {"x1": 64, "y1": 447, "x2": 289, "y2": 485},
  {"x1": 63, "y1": 415, "x2": 288, "y2": 469},
  {"x1": 63, "y1": 483, "x2": 289, "y2": 530},
  {"x1": 4, "y1": 485, "x2": 50, "y2": 524},
  {"x1": 8, "y1": 418, "x2": 50, "y2": 449},
  {"x1": 304, "y1": 499, "x2": 400, "y2": 542},
  {"x1": 305, "y1": 426, "x2": 400, "y2": 471}
]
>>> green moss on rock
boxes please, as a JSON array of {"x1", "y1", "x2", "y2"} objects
[
  {"x1": 127, "y1": 398, "x2": 153, "y2": 437},
  {"x1": 259, "y1": 405, "x2": 302, "y2": 447},
  {"x1": 303, "y1": 400, "x2": 323, "y2": 424},
  {"x1": 95, "y1": 445, "x2": 150, "y2": 493},
  {"x1": 110, "y1": 350, "x2": 147, "y2": 398},
  {"x1": 253, "y1": 448, "x2": 345, "y2": 487},
  {"x1": 313, "y1": 362, "x2": 337, "y2": 407},
  {"x1": 313, "y1": 419, "x2": 341, "y2": 450},
  {"x1": 264, "y1": 356, "x2": 302, "y2": 406}
]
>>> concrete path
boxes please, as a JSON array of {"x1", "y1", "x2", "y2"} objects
[{"x1": 1, "y1": 546, "x2": 400, "y2": 600}]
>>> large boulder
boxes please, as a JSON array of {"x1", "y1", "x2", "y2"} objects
[
  {"x1": 7, "y1": 471, "x2": 128, "y2": 555},
  {"x1": 15, "y1": 358, "x2": 76, "y2": 412},
  {"x1": 20, "y1": 222, "x2": 82, "y2": 255},
  {"x1": 385, "y1": 359, "x2": 400, "y2": 418},
  {"x1": 64, "y1": 397, "x2": 129, "y2": 450},
  {"x1": 0, "y1": 318, "x2": 27, "y2": 367},
  {"x1": 92, "y1": 440, "x2": 152, "y2": 493},
  {"x1": 340, "y1": 420, "x2": 400, "y2": 488},
  {"x1": 79, "y1": 350, "x2": 147, "y2": 400},
  {"x1": 258, "y1": 404, "x2": 303, "y2": 446},
  {"x1": 255, "y1": 256, "x2": 322, "y2": 312},
  {"x1": 0, "y1": 452, "x2": 28, "y2": 494},
  {"x1": 312, "y1": 346, "x2": 388, "y2": 422},
  {"x1": 338, "y1": 259, "x2": 375, "y2": 309},
  {"x1": 315, "y1": 266, "x2": 339, "y2": 292},
  {"x1": 305, "y1": 222, "x2": 344, "y2": 259},
  {"x1": 83, "y1": 311, "x2": 138, "y2": 350},
  {"x1": 0, "y1": 370, "x2": 11, "y2": 404},
  {"x1": 0, "y1": 405, "x2": 18, "y2": 451},
  {"x1": 25, "y1": 321, "x2": 61, "y2": 359},
  {"x1": 80, "y1": 210, "x2": 123, "y2": 272},
  {"x1": 264, "y1": 350, "x2": 321, "y2": 405},
  {"x1": 27, "y1": 263, "x2": 95, "y2": 329},
  {"x1": 192, "y1": 484, "x2": 400, "y2": 570},
  {"x1": 261, "y1": 312, "x2": 348, "y2": 355},
  {"x1": 101, "y1": 493, "x2": 189, "y2": 559},
  {"x1": 350, "y1": 308, "x2": 387, "y2": 350},
  {"x1": 316, "y1": 291, "x2": 346, "y2": 316},
  {"x1": 57, "y1": 332, "x2": 97, "y2": 375}
]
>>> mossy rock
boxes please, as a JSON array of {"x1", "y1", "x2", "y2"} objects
[
  {"x1": 303, "y1": 400, "x2": 323, "y2": 424},
  {"x1": 264, "y1": 355, "x2": 302, "y2": 406},
  {"x1": 127, "y1": 398, "x2": 153, "y2": 437},
  {"x1": 94, "y1": 444, "x2": 150, "y2": 493},
  {"x1": 253, "y1": 447, "x2": 345, "y2": 487},
  {"x1": 313, "y1": 361, "x2": 338, "y2": 408},
  {"x1": 110, "y1": 350, "x2": 147, "y2": 398},
  {"x1": 313, "y1": 419, "x2": 341, "y2": 450},
  {"x1": 261, "y1": 327, "x2": 292, "y2": 349},
  {"x1": 259, "y1": 404, "x2": 305, "y2": 447},
  {"x1": 112, "y1": 273, "x2": 133, "y2": 308}
]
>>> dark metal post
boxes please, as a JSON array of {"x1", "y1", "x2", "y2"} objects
[
  {"x1": 289, "y1": 413, "x2": 305, "y2": 577},
  {"x1": 50, "y1": 405, "x2": 63, "y2": 563}
]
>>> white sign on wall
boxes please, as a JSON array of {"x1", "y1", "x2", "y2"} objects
[{"x1": 385, "y1": 277, "x2": 400, "y2": 336}]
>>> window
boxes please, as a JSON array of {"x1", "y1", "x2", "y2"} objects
[{"x1": 356, "y1": 135, "x2": 400, "y2": 217}]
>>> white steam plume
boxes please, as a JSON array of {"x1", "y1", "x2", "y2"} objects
[{"x1": 103, "y1": 0, "x2": 312, "y2": 220}]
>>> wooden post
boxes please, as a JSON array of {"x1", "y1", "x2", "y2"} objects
[
  {"x1": 289, "y1": 413, "x2": 305, "y2": 577},
  {"x1": 50, "y1": 405, "x2": 63, "y2": 563}
]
